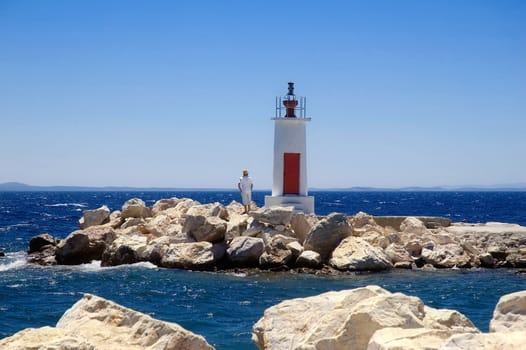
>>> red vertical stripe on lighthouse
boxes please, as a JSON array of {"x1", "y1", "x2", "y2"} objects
[{"x1": 283, "y1": 153, "x2": 300, "y2": 195}]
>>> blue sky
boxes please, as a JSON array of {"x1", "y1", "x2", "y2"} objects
[{"x1": 1, "y1": 0, "x2": 525, "y2": 189}]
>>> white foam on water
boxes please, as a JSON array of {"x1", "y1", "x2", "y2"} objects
[
  {"x1": 73, "y1": 260, "x2": 158, "y2": 272},
  {"x1": 45, "y1": 203, "x2": 87, "y2": 208},
  {"x1": 0, "y1": 252, "x2": 28, "y2": 272},
  {"x1": 0, "y1": 223, "x2": 33, "y2": 232}
]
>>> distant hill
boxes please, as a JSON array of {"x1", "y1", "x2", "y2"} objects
[
  {"x1": 311, "y1": 185, "x2": 526, "y2": 192},
  {"x1": 1, "y1": 182, "x2": 525, "y2": 192}
]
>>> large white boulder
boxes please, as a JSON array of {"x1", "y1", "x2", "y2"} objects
[
  {"x1": 368, "y1": 327, "x2": 460, "y2": 350},
  {"x1": 400, "y1": 217, "x2": 428, "y2": 235},
  {"x1": 295, "y1": 250, "x2": 322, "y2": 268},
  {"x1": 101, "y1": 234, "x2": 148, "y2": 266},
  {"x1": 253, "y1": 286, "x2": 427, "y2": 350},
  {"x1": 183, "y1": 215, "x2": 227, "y2": 243},
  {"x1": 303, "y1": 213, "x2": 352, "y2": 261},
  {"x1": 330, "y1": 237, "x2": 393, "y2": 271},
  {"x1": 439, "y1": 332, "x2": 526, "y2": 350},
  {"x1": 151, "y1": 197, "x2": 182, "y2": 216},
  {"x1": 79, "y1": 205, "x2": 110, "y2": 229},
  {"x1": 0, "y1": 294, "x2": 214, "y2": 350},
  {"x1": 121, "y1": 198, "x2": 152, "y2": 219},
  {"x1": 252, "y1": 285, "x2": 480, "y2": 350},
  {"x1": 290, "y1": 212, "x2": 318, "y2": 244},
  {"x1": 227, "y1": 236, "x2": 264, "y2": 265},
  {"x1": 160, "y1": 242, "x2": 225, "y2": 269},
  {"x1": 56, "y1": 226, "x2": 116, "y2": 265},
  {"x1": 489, "y1": 290, "x2": 526, "y2": 332},
  {"x1": 249, "y1": 206, "x2": 294, "y2": 226}
]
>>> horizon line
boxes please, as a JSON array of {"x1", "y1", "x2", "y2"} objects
[{"x1": 1, "y1": 182, "x2": 526, "y2": 192}]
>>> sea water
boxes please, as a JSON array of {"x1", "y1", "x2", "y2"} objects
[{"x1": 1, "y1": 191, "x2": 526, "y2": 349}]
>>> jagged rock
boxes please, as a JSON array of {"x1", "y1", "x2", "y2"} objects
[
  {"x1": 101, "y1": 234, "x2": 148, "y2": 266},
  {"x1": 440, "y1": 332, "x2": 526, "y2": 349},
  {"x1": 303, "y1": 213, "x2": 352, "y2": 261},
  {"x1": 295, "y1": 250, "x2": 322, "y2": 268},
  {"x1": 56, "y1": 226, "x2": 116, "y2": 265},
  {"x1": 226, "y1": 200, "x2": 245, "y2": 215},
  {"x1": 400, "y1": 217, "x2": 428, "y2": 235},
  {"x1": 286, "y1": 240, "x2": 304, "y2": 258},
  {"x1": 394, "y1": 261, "x2": 413, "y2": 269},
  {"x1": 226, "y1": 236, "x2": 264, "y2": 266},
  {"x1": 0, "y1": 293, "x2": 214, "y2": 349},
  {"x1": 385, "y1": 243, "x2": 412, "y2": 263},
  {"x1": 252, "y1": 285, "x2": 477, "y2": 350},
  {"x1": 422, "y1": 306, "x2": 478, "y2": 333},
  {"x1": 145, "y1": 214, "x2": 182, "y2": 237},
  {"x1": 479, "y1": 252, "x2": 495, "y2": 267},
  {"x1": 183, "y1": 215, "x2": 227, "y2": 243},
  {"x1": 121, "y1": 217, "x2": 147, "y2": 230},
  {"x1": 160, "y1": 242, "x2": 225, "y2": 269},
  {"x1": 259, "y1": 239, "x2": 293, "y2": 268},
  {"x1": 405, "y1": 239, "x2": 424, "y2": 257},
  {"x1": 330, "y1": 237, "x2": 393, "y2": 271},
  {"x1": 505, "y1": 252, "x2": 526, "y2": 268},
  {"x1": 186, "y1": 203, "x2": 229, "y2": 221},
  {"x1": 151, "y1": 197, "x2": 181, "y2": 216},
  {"x1": 27, "y1": 233, "x2": 58, "y2": 265},
  {"x1": 361, "y1": 230, "x2": 390, "y2": 249},
  {"x1": 121, "y1": 198, "x2": 152, "y2": 219},
  {"x1": 290, "y1": 212, "x2": 318, "y2": 244},
  {"x1": 225, "y1": 213, "x2": 249, "y2": 241},
  {"x1": 108, "y1": 210, "x2": 124, "y2": 228},
  {"x1": 368, "y1": 328, "x2": 464, "y2": 350},
  {"x1": 429, "y1": 232, "x2": 456, "y2": 245},
  {"x1": 241, "y1": 225, "x2": 263, "y2": 237},
  {"x1": 79, "y1": 205, "x2": 110, "y2": 229},
  {"x1": 421, "y1": 244, "x2": 471, "y2": 268},
  {"x1": 489, "y1": 290, "x2": 526, "y2": 332},
  {"x1": 139, "y1": 235, "x2": 197, "y2": 265},
  {"x1": 249, "y1": 206, "x2": 294, "y2": 226},
  {"x1": 351, "y1": 211, "x2": 377, "y2": 229},
  {"x1": 28, "y1": 233, "x2": 59, "y2": 254}
]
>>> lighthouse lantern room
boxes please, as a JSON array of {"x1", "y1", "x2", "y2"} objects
[{"x1": 264, "y1": 82, "x2": 315, "y2": 214}]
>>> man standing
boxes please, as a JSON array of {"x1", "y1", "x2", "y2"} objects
[{"x1": 238, "y1": 169, "x2": 253, "y2": 214}]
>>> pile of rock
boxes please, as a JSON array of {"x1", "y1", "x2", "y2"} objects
[
  {"x1": 27, "y1": 197, "x2": 526, "y2": 272},
  {"x1": 253, "y1": 286, "x2": 526, "y2": 349}
]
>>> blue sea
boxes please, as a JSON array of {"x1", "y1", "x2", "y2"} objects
[{"x1": 1, "y1": 191, "x2": 526, "y2": 349}]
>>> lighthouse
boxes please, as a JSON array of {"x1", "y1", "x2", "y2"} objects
[{"x1": 264, "y1": 82, "x2": 315, "y2": 214}]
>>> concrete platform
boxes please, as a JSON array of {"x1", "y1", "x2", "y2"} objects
[{"x1": 373, "y1": 216, "x2": 452, "y2": 230}]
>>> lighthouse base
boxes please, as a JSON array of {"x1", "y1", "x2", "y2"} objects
[{"x1": 264, "y1": 195, "x2": 315, "y2": 214}]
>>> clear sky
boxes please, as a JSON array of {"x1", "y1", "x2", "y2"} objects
[{"x1": 1, "y1": 0, "x2": 525, "y2": 189}]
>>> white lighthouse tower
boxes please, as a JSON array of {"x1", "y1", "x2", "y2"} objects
[{"x1": 264, "y1": 82, "x2": 315, "y2": 214}]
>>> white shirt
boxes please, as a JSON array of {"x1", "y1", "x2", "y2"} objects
[{"x1": 239, "y1": 176, "x2": 253, "y2": 192}]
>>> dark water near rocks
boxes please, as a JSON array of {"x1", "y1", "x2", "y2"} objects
[{"x1": 1, "y1": 191, "x2": 526, "y2": 349}]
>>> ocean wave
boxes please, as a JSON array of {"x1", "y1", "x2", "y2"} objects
[
  {"x1": 0, "y1": 252, "x2": 27, "y2": 272},
  {"x1": 45, "y1": 203, "x2": 87, "y2": 208},
  {"x1": 61, "y1": 260, "x2": 159, "y2": 272},
  {"x1": 0, "y1": 223, "x2": 33, "y2": 232}
]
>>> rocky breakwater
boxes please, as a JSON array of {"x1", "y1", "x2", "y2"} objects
[
  {"x1": 0, "y1": 293, "x2": 214, "y2": 350},
  {"x1": 253, "y1": 285, "x2": 526, "y2": 349},
  {"x1": 27, "y1": 197, "x2": 526, "y2": 272}
]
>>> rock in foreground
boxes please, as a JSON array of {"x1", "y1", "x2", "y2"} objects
[
  {"x1": 252, "y1": 286, "x2": 526, "y2": 350},
  {"x1": 0, "y1": 293, "x2": 214, "y2": 350},
  {"x1": 252, "y1": 285, "x2": 478, "y2": 349}
]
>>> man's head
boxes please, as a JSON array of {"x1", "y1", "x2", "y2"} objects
[{"x1": 242, "y1": 169, "x2": 249, "y2": 176}]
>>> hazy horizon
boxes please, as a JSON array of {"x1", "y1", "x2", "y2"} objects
[{"x1": 1, "y1": 1, "x2": 524, "y2": 189}]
